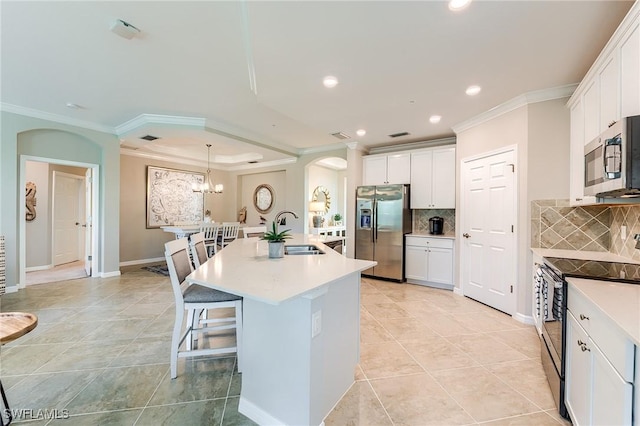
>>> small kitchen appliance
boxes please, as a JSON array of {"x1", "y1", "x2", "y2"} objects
[{"x1": 428, "y1": 216, "x2": 444, "y2": 235}]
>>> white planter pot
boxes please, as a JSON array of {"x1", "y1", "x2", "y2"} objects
[{"x1": 268, "y1": 241, "x2": 284, "y2": 258}]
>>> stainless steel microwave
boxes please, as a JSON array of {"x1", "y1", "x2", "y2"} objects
[{"x1": 584, "y1": 115, "x2": 640, "y2": 198}]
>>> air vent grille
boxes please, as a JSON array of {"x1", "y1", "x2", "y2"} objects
[
  {"x1": 331, "y1": 132, "x2": 351, "y2": 140},
  {"x1": 389, "y1": 132, "x2": 410, "y2": 138},
  {"x1": 140, "y1": 135, "x2": 159, "y2": 141}
]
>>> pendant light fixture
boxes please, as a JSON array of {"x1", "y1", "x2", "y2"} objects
[{"x1": 193, "y1": 144, "x2": 223, "y2": 194}]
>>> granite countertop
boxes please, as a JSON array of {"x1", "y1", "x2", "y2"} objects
[
  {"x1": 567, "y1": 277, "x2": 640, "y2": 346},
  {"x1": 407, "y1": 232, "x2": 456, "y2": 240},
  {"x1": 186, "y1": 234, "x2": 375, "y2": 305},
  {"x1": 531, "y1": 248, "x2": 640, "y2": 265}
]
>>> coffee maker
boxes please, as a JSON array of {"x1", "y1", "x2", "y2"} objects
[{"x1": 429, "y1": 216, "x2": 444, "y2": 235}]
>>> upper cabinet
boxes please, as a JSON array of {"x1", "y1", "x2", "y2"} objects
[
  {"x1": 362, "y1": 153, "x2": 410, "y2": 185},
  {"x1": 410, "y1": 147, "x2": 456, "y2": 209},
  {"x1": 568, "y1": 4, "x2": 640, "y2": 206}
]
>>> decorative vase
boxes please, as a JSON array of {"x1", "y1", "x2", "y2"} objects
[{"x1": 268, "y1": 241, "x2": 284, "y2": 258}]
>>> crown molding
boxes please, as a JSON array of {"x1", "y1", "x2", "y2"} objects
[
  {"x1": 367, "y1": 136, "x2": 456, "y2": 155},
  {"x1": 452, "y1": 84, "x2": 577, "y2": 134},
  {"x1": 1, "y1": 103, "x2": 115, "y2": 134},
  {"x1": 115, "y1": 113, "x2": 206, "y2": 136},
  {"x1": 120, "y1": 147, "x2": 297, "y2": 171},
  {"x1": 298, "y1": 142, "x2": 348, "y2": 155}
]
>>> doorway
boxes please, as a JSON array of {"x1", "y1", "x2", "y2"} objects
[
  {"x1": 460, "y1": 147, "x2": 517, "y2": 315},
  {"x1": 19, "y1": 156, "x2": 99, "y2": 288}
]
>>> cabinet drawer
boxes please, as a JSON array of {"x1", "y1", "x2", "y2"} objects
[
  {"x1": 405, "y1": 236, "x2": 453, "y2": 249},
  {"x1": 568, "y1": 284, "x2": 635, "y2": 382}
]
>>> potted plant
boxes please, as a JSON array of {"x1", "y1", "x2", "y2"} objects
[
  {"x1": 261, "y1": 221, "x2": 292, "y2": 258},
  {"x1": 333, "y1": 213, "x2": 343, "y2": 226}
]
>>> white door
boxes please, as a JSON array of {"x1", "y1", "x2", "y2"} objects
[
  {"x1": 84, "y1": 169, "x2": 92, "y2": 276},
  {"x1": 461, "y1": 149, "x2": 516, "y2": 314},
  {"x1": 53, "y1": 173, "x2": 82, "y2": 266}
]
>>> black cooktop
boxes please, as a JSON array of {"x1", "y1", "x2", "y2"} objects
[{"x1": 544, "y1": 257, "x2": 640, "y2": 284}]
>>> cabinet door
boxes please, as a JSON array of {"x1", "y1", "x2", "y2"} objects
[
  {"x1": 426, "y1": 247, "x2": 453, "y2": 285},
  {"x1": 569, "y1": 100, "x2": 596, "y2": 206},
  {"x1": 591, "y1": 342, "x2": 633, "y2": 426},
  {"x1": 363, "y1": 156, "x2": 388, "y2": 185},
  {"x1": 583, "y1": 80, "x2": 600, "y2": 143},
  {"x1": 410, "y1": 151, "x2": 433, "y2": 208},
  {"x1": 431, "y1": 148, "x2": 456, "y2": 208},
  {"x1": 599, "y1": 52, "x2": 620, "y2": 131},
  {"x1": 621, "y1": 22, "x2": 640, "y2": 118},
  {"x1": 405, "y1": 245, "x2": 427, "y2": 280},
  {"x1": 386, "y1": 153, "x2": 411, "y2": 184},
  {"x1": 565, "y1": 311, "x2": 592, "y2": 426}
]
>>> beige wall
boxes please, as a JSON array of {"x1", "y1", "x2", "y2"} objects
[
  {"x1": 25, "y1": 161, "x2": 49, "y2": 268},
  {"x1": 455, "y1": 98, "x2": 570, "y2": 318},
  {"x1": 240, "y1": 171, "x2": 287, "y2": 226},
  {"x1": 308, "y1": 164, "x2": 343, "y2": 229},
  {"x1": 119, "y1": 154, "x2": 233, "y2": 263}
]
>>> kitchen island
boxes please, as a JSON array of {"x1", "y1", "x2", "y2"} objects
[{"x1": 187, "y1": 234, "x2": 376, "y2": 426}]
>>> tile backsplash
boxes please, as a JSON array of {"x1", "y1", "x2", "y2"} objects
[
  {"x1": 413, "y1": 209, "x2": 455, "y2": 234},
  {"x1": 531, "y1": 199, "x2": 640, "y2": 260}
]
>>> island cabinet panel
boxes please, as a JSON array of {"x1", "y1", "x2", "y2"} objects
[{"x1": 238, "y1": 273, "x2": 360, "y2": 426}]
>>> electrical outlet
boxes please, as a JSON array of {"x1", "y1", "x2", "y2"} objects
[
  {"x1": 622, "y1": 225, "x2": 627, "y2": 240},
  {"x1": 312, "y1": 310, "x2": 322, "y2": 338}
]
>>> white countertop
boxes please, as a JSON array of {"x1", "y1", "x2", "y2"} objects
[
  {"x1": 187, "y1": 234, "x2": 376, "y2": 305},
  {"x1": 531, "y1": 248, "x2": 640, "y2": 265},
  {"x1": 567, "y1": 277, "x2": 640, "y2": 346},
  {"x1": 407, "y1": 232, "x2": 455, "y2": 240}
]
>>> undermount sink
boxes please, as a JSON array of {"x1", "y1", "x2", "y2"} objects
[{"x1": 284, "y1": 244, "x2": 326, "y2": 255}]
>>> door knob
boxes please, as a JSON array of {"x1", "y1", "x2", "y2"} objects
[
  {"x1": 463, "y1": 233, "x2": 470, "y2": 238},
  {"x1": 75, "y1": 222, "x2": 80, "y2": 225}
]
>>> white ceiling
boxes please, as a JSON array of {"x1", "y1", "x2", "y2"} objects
[{"x1": 1, "y1": 1, "x2": 634, "y2": 169}]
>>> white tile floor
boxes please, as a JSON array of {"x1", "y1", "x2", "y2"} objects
[{"x1": 1, "y1": 266, "x2": 571, "y2": 425}]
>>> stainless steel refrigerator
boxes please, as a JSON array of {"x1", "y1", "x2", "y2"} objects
[{"x1": 355, "y1": 184, "x2": 411, "y2": 281}]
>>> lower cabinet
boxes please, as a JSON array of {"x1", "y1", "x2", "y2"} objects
[
  {"x1": 405, "y1": 236, "x2": 453, "y2": 289},
  {"x1": 565, "y1": 286, "x2": 634, "y2": 426}
]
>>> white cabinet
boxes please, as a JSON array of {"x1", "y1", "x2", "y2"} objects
[
  {"x1": 621, "y1": 22, "x2": 640, "y2": 118},
  {"x1": 583, "y1": 80, "x2": 600, "y2": 144},
  {"x1": 565, "y1": 284, "x2": 634, "y2": 426},
  {"x1": 363, "y1": 153, "x2": 410, "y2": 185},
  {"x1": 405, "y1": 236, "x2": 454, "y2": 289},
  {"x1": 569, "y1": 100, "x2": 597, "y2": 206},
  {"x1": 410, "y1": 147, "x2": 455, "y2": 209},
  {"x1": 599, "y1": 52, "x2": 620, "y2": 132}
]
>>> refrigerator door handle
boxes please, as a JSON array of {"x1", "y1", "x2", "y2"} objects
[{"x1": 373, "y1": 199, "x2": 378, "y2": 242}]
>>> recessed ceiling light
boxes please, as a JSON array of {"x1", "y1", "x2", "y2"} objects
[
  {"x1": 429, "y1": 115, "x2": 442, "y2": 124},
  {"x1": 466, "y1": 85, "x2": 482, "y2": 96},
  {"x1": 449, "y1": 0, "x2": 472, "y2": 11},
  {"x1": 356, "y1": 129, "x2": 366, "y2": 137},
  {"x1": 323, "y1": 76, "x2": 339, "y2": 88}
]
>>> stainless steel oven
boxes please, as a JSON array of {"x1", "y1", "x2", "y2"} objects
[{"x1": 536, "y1": 263, "x2": 569, "y2": 419}]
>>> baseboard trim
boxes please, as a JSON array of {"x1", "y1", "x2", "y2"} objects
[
  {"x1": 239, "y1": 397, "x2": 286, "y2": 426},
  {"x1": 101, "y1": 270, "x2": 121, "y2": 278},
  {"x1": 119, "y1": 257, "x2": 165, "y2": 267},
  {"x1": 453, "y1": 287, "x2": 463, "y2": 296},
  {"x1": 513, "y1": 312, "x2": 534, "y2": 325},
  {"x1": 25, "y1": 264, "x2": 53, "y2": 272}
]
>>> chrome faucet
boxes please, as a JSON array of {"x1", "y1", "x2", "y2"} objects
[{"x1": 274, "y1": 210, "x2": 299, "y2": 227}]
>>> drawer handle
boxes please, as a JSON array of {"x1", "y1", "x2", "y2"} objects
[
  {"x1": 577, "y1": 339, "x2": 585, "y2": 346},
  {"x1": 579, "y1": 314, "x2": 589, "y2": 321},
  {"x1": 581, "y1": 344, "x2": 591, "y2": 352}
]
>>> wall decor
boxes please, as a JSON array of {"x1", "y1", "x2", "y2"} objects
[
  {"x1": 312, "y1": 186, "x2": 331, "y2": 214},
  {"x1": 146, "y1": 166, "x2": 205, "y2": 228},
  {"x1": 254, "y1": 184, "x2": 275, "y2": 214},
  {"x1": 25, "y1": 181, "x2": 37, "y2": 221}
]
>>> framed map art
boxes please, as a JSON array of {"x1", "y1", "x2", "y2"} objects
[{"x1": 146, "y1": 166, "x2": 205, "y2": 228}]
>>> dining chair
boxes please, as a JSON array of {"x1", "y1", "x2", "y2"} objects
[
  {"x1": 242, "y1": 226, "x2": 267, "y2": 239},
  {"x1": 218, "y1": 222, "x2": 240, "y2": 250},
  {"x1": 164, "y1": 237, "x2": 243, "y2": 378},
  {"x1": 189, "y1": 232, "x2": 210, "y2": 268},
  {"x1": 199, "y1": 222, "x2": 219, "y2": 256}
]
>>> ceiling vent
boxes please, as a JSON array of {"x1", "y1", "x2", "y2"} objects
[
  {"x1": 388, "y1": 132, "x2": 410, "y2": 138},
  {"x1": 140, "y1": 135, "x2": 159, "y2": 141},
  {"x1": 331, "y1": 132, "x2": 351, "y2": 140}
]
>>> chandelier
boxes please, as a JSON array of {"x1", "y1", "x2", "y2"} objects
[{"x1": 193, "y1": 144, "x2": 223, "y2": 194}]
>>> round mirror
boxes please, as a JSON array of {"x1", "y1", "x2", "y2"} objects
[
  {"x1": 253, "y1": 184, "x2": 275, "y2": 214},
  {"x1": 312, "y1": 186, "x2": 331, "y2": 214}
]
